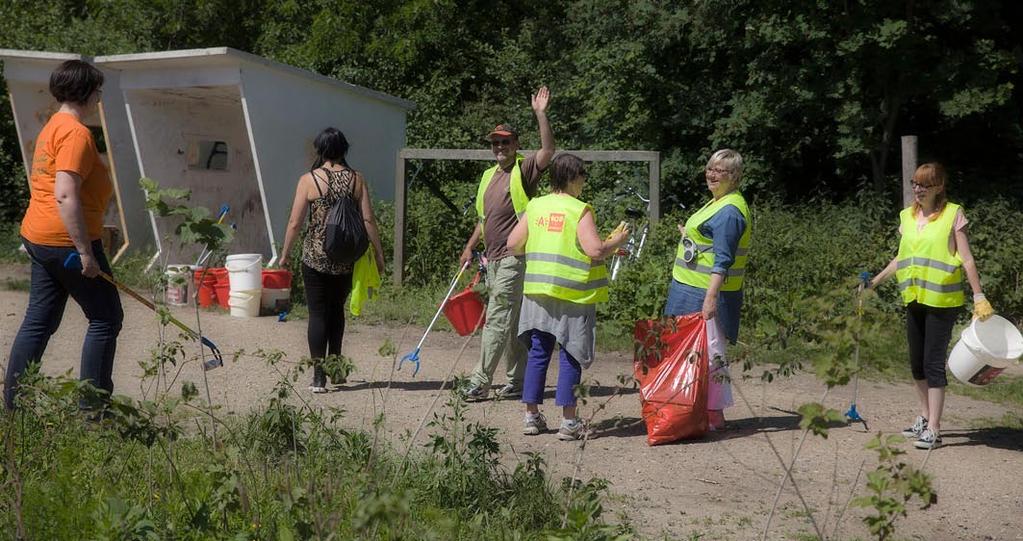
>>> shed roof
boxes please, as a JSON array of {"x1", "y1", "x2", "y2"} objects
[
  {"x1": 94, "y1": 47, "x2": 415, "y2": 110},
  {"x1": 0, "y1": 49, "x2": 85, "y2": 62}
]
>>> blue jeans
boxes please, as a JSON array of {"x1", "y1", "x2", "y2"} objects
[
  {"x1": 4, "y1": 238, "x2": 123, "y2": 410},
  {"x1": 521, "y1": 330, "x2": 582, "y2": 407},
  {"x1": 663, "y1": 279, "x2": 743, "y2": 344}
]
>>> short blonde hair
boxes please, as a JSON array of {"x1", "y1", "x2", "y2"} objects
[{"x1": 707, "y1": 149, "x2": 744, "y2": 183}]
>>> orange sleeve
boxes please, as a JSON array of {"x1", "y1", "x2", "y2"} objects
[{"x1": 53, "y1": 128, "x2": 95, "y2": 178}]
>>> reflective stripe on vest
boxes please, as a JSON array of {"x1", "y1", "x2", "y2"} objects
[
  {"x1": 475, "y1": 154, "x2": 529, "y2": 226},
  {"x1": 522, "y1": 194, "x2": 609, "y2": 304},
  {"x1": 672, "y1": 192, "x2": 751, "y2": 291},
  {"x1": 894, "y1": 202, "x2": 964, "y2": 308}
]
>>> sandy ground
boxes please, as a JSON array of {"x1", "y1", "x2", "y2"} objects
[{"x1": 1, "y1": 264, "x2": 1021, "y2": 540}]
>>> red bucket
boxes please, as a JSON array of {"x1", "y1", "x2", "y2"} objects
[
  {"x1": 262, "y1": 269, "x2": 293, "y2": 289},
  {"x1": 211, "y1": 267, "x2": 230, "y2": 309},
  {"x1": 193, "y1": 268, "x2": 218, "y2": 308},
  {"x1": 443, "y1": 273, "x2": 486, "y2": 336}
]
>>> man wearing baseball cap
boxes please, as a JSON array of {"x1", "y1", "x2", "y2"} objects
[{"x1": 460, "y1": 86, "x2": 555, "y2": 401}]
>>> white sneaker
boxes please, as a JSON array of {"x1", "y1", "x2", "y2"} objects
[
  {"x1": 523, "y1": 413, "x2": 548, "y2": 435},
  {"x1": 558, "y1": 418, "x2": 585, "y2": 441},
  {"x1": 901, "y1": 415, "x2": 928, "y2": 439},
  {"x1": 914, "y1": 428, "x2": 942, "y2": 449}
]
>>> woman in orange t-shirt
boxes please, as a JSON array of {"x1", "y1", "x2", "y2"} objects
[{"x1": 4, "y1": 60, "x2": 123, "y2": 411}]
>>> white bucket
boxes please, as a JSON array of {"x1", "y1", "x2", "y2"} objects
[
  {"x1": 260, "y1": 288, "x2": 291, "y2": 316},
  {"x1": 229, "y1": 289, "x2": 261, "y2": 318},
  {"x1": 948, "y1": 315, "x2": 1022, "y2": 386},
  {"x1": 226, "y1": 253, "x2": 263, "y2": 292},
  {"x1": 164, "y1": 264, "x2": 191, "y2": 306}
]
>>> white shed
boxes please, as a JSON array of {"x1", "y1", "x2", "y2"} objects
[
  {"x1": 93, "y1": 47, "x2": 414, "y2": 265},
  {"x1": 0, "y1": 49, "x2": 147, "y2": 261}
]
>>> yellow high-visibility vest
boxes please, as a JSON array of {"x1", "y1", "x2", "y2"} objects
[
  {"x1": 475, "y1": 154, "x2": 529, "y2": 228},
  {"x1": 672, "y1": 191, "x2": 751, "y2": 291},
  {"x1": 523, "y1": 194, "x2": 609, "y2": 304},
  {"x1": 895, "y1": 203, "x2": 964, "y2": 307}
]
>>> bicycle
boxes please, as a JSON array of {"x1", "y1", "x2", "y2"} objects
[{"x1": 608, "y1": 186, "x2": 651, "y2": 280}]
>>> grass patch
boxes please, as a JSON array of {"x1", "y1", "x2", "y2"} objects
[
  {"x1": 948, "y1": 375, "x2": 1023, "y2": 408},
  {"x1": 967, "y1": 411, "x2": 1023, "y2": 430},
  {"x1": 3, "y1": 366, "x2": 631, "y2": 539}
]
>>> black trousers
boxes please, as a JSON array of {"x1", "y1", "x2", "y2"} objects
[
  {"x1": 301, "y1": 264, "x2": 353, "y2": 363},
  {"x1": 905, "y1": 301, "x2": 959, "y2": 388}
]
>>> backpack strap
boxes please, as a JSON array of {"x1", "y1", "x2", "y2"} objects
[{"x1": 310, "y1": 169, "x2": 327, "y2": 198}]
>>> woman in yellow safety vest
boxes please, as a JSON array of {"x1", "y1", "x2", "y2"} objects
[
  {"x1": 665, "y1": 149, "x2": 751, "y2": 431},
  {"x1": 506, "y1": 153, "x2": 629, "y2": 440},
  {"x1": 867, "y1": 163, "x2": 992, "y2": 450}
]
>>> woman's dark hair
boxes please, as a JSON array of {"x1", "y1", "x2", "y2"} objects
[
  {"x1": 550, "y1": 153, "x2": 585, "y2": 191},
  {"x1": 49, "y1": 60, "x2": 104, "y2": 106},
  {"x1": 311, "y1": 127, "x2": 350, "y2": 172}
]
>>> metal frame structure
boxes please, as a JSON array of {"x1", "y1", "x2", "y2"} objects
[{"x1": 392, "y1": 148, "x2": 660, "y2": 286}]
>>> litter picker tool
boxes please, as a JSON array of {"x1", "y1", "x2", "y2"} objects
[
  {"x1": 845, "y1": 271, "x2": 871, "y2": 430},
  {"x1": 398, "y1": 260, "x2": 471, "y2": 376},
  {"x1": 194, "y1": 203, "x2": 230, "y2": 268},
  {"x1": 64, "y1": 252, "x2": 224, "y2": 370}
]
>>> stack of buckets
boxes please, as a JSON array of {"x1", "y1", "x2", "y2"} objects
[
  {"x1": 948, "y1": 315, "x2": 1023, "y2": 386},
  {"x1": 226, "y1": 254, "x2": 263, "y2": 317},
  {"x1": 190, "y1": 255, "x2": 292, "y2": 318}
]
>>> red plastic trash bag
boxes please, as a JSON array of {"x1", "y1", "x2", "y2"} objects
[{"x1": 634, "y1": 315, "x2": 709, "y2": 445}]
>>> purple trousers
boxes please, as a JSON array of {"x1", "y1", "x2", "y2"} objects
[{"x1": 521, "y1": 329, "x2": 582, "y2": 407}]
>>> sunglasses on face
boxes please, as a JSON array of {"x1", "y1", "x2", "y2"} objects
[{"x1": 911, "y1": 182, "x2": 937, "y2": 190}]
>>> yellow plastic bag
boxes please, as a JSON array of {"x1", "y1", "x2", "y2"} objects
[{"x1": 349, "y1": 245, "x2": 380, "y2": 316}]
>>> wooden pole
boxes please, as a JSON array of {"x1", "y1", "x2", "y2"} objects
[
  {"x1": 648, "y1": 154, "x2": 660, "y2": 224},
  {"x1": 393, "y1": 152, "x2": 406, "y2": 286},
  {"x1": 901, "y1": 136, "x2": 918, "y2": 208}
]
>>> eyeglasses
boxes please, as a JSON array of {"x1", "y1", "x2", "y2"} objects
[
  {"x1": 705, "y1": 167, "x2": 730, "y2": 175},
  {"x1": 911, "y1": 182, "x2": 938, "y2": 190},
  {"x1": 490, "y1": 138, "x2": 513, "y2": 147}
]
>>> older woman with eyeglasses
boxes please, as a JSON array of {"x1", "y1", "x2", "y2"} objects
[
  {"x1": 663, "y1": 149, "x2": 751, "y2": 430},
  {"x1": 866, "y1": 163, "x2": 992, "y2": 450}
]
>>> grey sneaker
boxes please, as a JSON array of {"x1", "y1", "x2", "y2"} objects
[
  {"x1": 494, "y1": 383, "x2": 522, "y2": 400},
  {"x1": 558, "y1": 418, "x2": 585, "y2": 441},
  {"x1": 523, "y1": 413, "x2": 548, "y2": 435},
  {"x1": 462, "y1": 384, "x2": 490, "y2": 402},
  {"x1": 901, "y1": 415, "x2": 928, "y2": 439},
  {"x1": 914, "y1": 428, "x2": 942, "y2": 449}
]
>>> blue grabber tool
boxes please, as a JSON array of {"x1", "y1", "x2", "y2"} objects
[
  {"x1": 846, "y1": 271, "x2": 872, "y2": 430},
  {"x1": 398, "y1": 259, "x2": 471, "y2": 376},
  {"x1": 64, "y1": 252, "x2": 224, "y2": 370}
]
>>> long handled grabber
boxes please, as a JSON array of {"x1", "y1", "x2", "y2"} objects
[
  {"x1": 845, "y1": 271, "x2": 872, "y2": 430},
  {"x1": 194, "y1": 203, "x2": 230, "y2": 268},
  {"x1": 64, "y1": 252, "x2": 225, "y2": 370},
  {"x1": 398, "y1": 260, "x2": 471, "y2": 376}
]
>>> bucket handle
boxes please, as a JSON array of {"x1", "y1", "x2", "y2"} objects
[{"x1": 227, "y1": 257, "x2": 263, "y2": 271}]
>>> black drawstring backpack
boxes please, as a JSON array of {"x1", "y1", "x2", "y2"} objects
[{"x1": 315, "y1": 169, "x2": 369, "y2": 266}]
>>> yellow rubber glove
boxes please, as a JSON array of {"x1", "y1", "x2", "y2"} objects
[
  {"x1": 973, "y1": 296, "x2": 995, "y2": 321},
  {"x1": 605, "y1": 221, "x2": 627, "y2": 241}
]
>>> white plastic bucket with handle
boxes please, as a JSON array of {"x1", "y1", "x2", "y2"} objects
[
  {"x1": 948, "y1": 315, "x2": 1022, "y2": 386},
  {"x1": 229, "y1": 289, "x2": 261, "y2": 318},
  {"x1": 164, "y1": 264, "x2": 191, "y2": 306},
  {"x1": 225, "y1": 254, "x2": 263, "y2": 291}
]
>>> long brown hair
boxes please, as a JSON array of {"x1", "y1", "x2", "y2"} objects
[{"x1": 911, "y1": 163, "x2": 948, "y2": 221}]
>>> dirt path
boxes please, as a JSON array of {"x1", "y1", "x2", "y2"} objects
[{"x1": 1, "y1": 280, "x2": 1021, "y2": 540}]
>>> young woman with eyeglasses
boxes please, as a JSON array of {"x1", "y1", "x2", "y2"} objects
[{"x1": 867, "y1": 162, "x2": 993, "y2": 450}]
